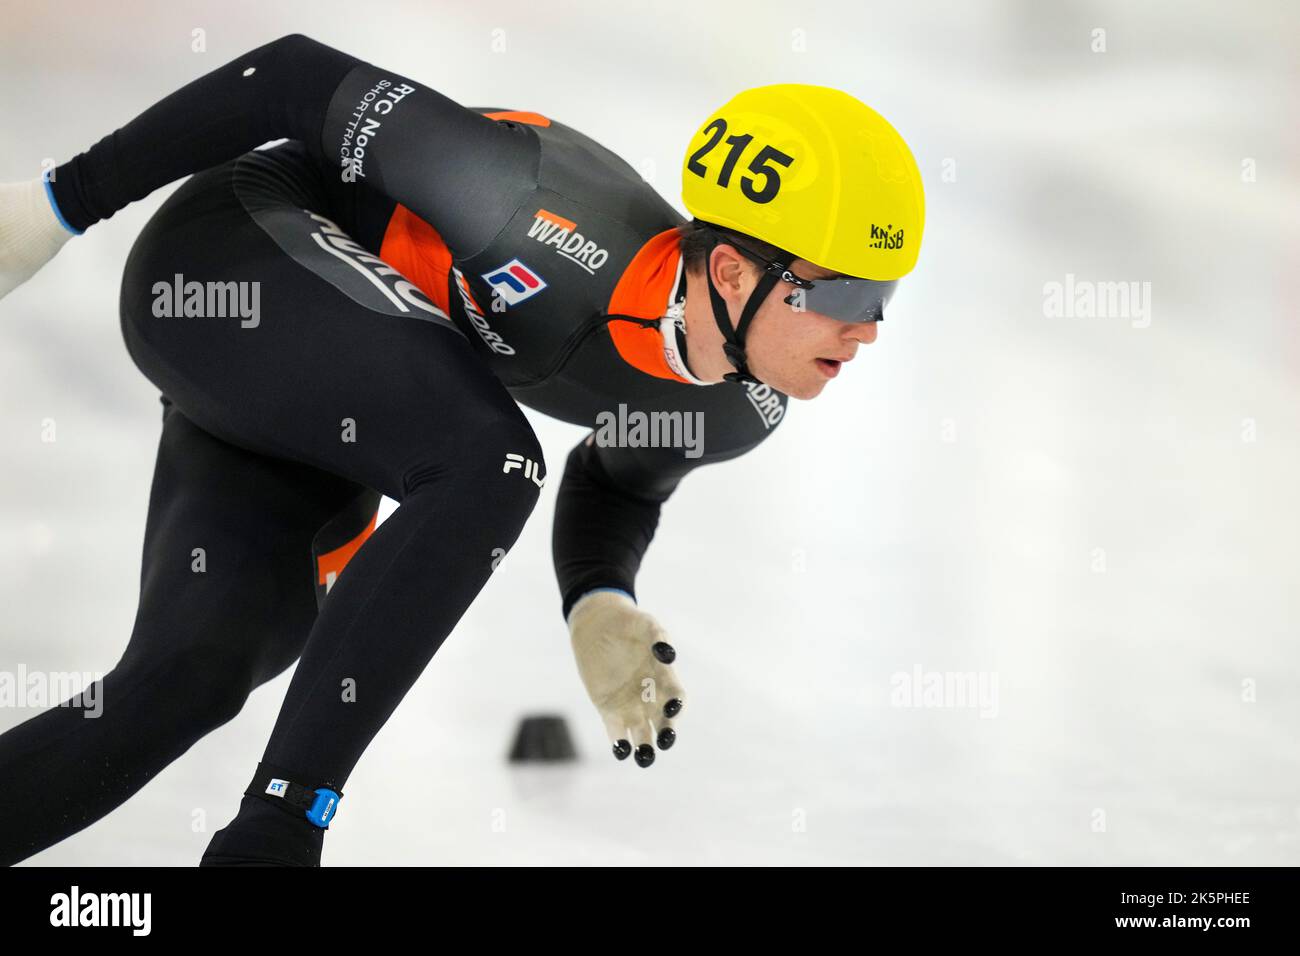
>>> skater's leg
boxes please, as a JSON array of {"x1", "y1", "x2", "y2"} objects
[
  {"x1": 117, "y1": 153, "x2": 545, "y2": 864},
  {"x1": 0, "y1": 399, "x2": 372, "y2": 865},
  {"x1": 202, "y1": 411, "x2": 543, "y2": 865}
]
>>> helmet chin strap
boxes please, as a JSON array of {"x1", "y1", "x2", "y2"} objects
[{"x1": 702, "y1": 230, "x2": 792, "y2": 386}]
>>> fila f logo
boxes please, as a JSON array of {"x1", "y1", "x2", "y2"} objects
[{"x1": 482, "y1": 258, "x2": 547, "y2": 306}]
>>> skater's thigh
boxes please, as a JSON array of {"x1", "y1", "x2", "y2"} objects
[
  {"x1": 118, "y1": 153, "x2": 529, "y2": 499},
  {"x1": 123, "y1": 397, "x2": 375, "y2": 684}
]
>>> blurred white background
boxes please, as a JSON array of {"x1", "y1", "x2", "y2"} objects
[{"x1": 1, "y1": 0, "x2": 1297, "y2": 865}]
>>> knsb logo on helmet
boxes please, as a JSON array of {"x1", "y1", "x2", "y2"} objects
[{"x1": 869, "y1": 224, "x2": 905, "y2": 250}]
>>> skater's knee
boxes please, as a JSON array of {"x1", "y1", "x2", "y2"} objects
[
  {"x1": 495, "y1": 420, "x2": 546, "y2": 495},
  {"x1": 406, "y1": 411, "x2": 546, "y2": 517},
  {"x1": 473, "y1": 416, "x2": 546, "y2": 523},
  {"x1": 119, "y1": 641, "x2": 260, "y2": 730}
]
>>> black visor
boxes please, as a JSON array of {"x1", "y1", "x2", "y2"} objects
[
  {"x1": 712, "y1": 225, "x2": 899, "y2": 324},
  {"x1": 783, "y1": 277, "x2": 897, "y2": 323}
]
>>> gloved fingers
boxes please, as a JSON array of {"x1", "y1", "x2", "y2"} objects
[
  {"x1": 656, "y1": 671, "x2": 686, "y2": 718},
  {"x1": 650, "y1": 639, "x2": 676, "y2": 664},
  {"x1": 628, "y1": 714, "x2": 657, "y2": 768},
  {"x1": 654, "y1": 715, "x2": 677, "y2": 751},
  {"x1": 646, "y1": 674, "x2": 682, "y2": 750},
  {"x1": 640, "y1": 659, "x2": 682, "y2": 754},
  {"x1": 642, "y1": 619, "x2": 684, "y2": 712},
  {"x1": 602, "y1": 712, "x2": 632, "y2": 762},
  {"x1": 642, "y1": 618, "x2": 677, "y2": 665},
  {"x1": 628, "y1": 713, "x2": 655, "y2": 751}
]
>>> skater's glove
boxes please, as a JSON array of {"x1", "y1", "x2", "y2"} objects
[
  {"x1": 567, "y1": 589, "x2": 685, "y2": 768},
  {"x1": 0, "y1": 178, "x2": 75, "y2": 303}
]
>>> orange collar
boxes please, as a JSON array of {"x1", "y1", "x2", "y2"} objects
[{"x1": 605, "y1": 227, "x2": 693, "y2": 383}]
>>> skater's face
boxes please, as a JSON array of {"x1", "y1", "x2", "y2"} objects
[{"x1": 706, "y1": 245, "x2": 879, "y2": 400}]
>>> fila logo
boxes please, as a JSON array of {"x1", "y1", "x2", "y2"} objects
[
  {"x1": 481, "y1": 258, "x2": 547, "y2": 306},
  {"x1": 502, "y1": 453, "x2": 545, "y2": 488},
  {"x1": 526, "y1": 209, "x2": 610, "y2": 274}
]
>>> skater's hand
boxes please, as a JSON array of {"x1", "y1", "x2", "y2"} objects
[
  {"x1": 0, "y1": 179, "x2": 74, "y2": 303},
  {"x1": 567, "y1": 590, "x2": 685, "y2": 768}
]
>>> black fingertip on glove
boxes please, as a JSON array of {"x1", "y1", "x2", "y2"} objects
[{"x1": 651, "y1": 641, "x2": 676, "y2": 664}]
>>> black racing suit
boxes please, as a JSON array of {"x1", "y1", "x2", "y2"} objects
[{"x1": 0, "y1": 35, "x2": 788, "y2": 864}]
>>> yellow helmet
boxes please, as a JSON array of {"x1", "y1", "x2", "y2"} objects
[{"x1": 681, "y1": 84, "x2": 924, "y2": 281}]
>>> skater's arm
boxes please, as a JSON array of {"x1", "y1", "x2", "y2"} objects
[
  {"x1": 553, "y1": 431, "x2": 770, "y2": 619},
  {"x1": 555, "y1": 439, "x2": 696, "y2": 763},
  {"x1": 552, "y1": 383, "x2": 791, "y2": 620},
  {"x1": 49, "y1": 34, "x2": 536, "y2": 252},
  {"x1": 552, "y1": 436, "x2": 676, "y2": 620}
]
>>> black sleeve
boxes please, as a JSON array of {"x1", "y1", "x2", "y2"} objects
[
  {"x1": 552, "y1": 437, "x2": 677, "y2": 620},
  {"x1": 551, "y1": 407, "x2": 781, "y2": 620},
  {"x1": 50, "y1": 34, "x2": 538, "y2": 253}
]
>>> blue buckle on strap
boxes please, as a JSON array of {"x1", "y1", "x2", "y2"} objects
[{"x1": 306, "y1": 788, "x2": 341, "y2": 828}]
